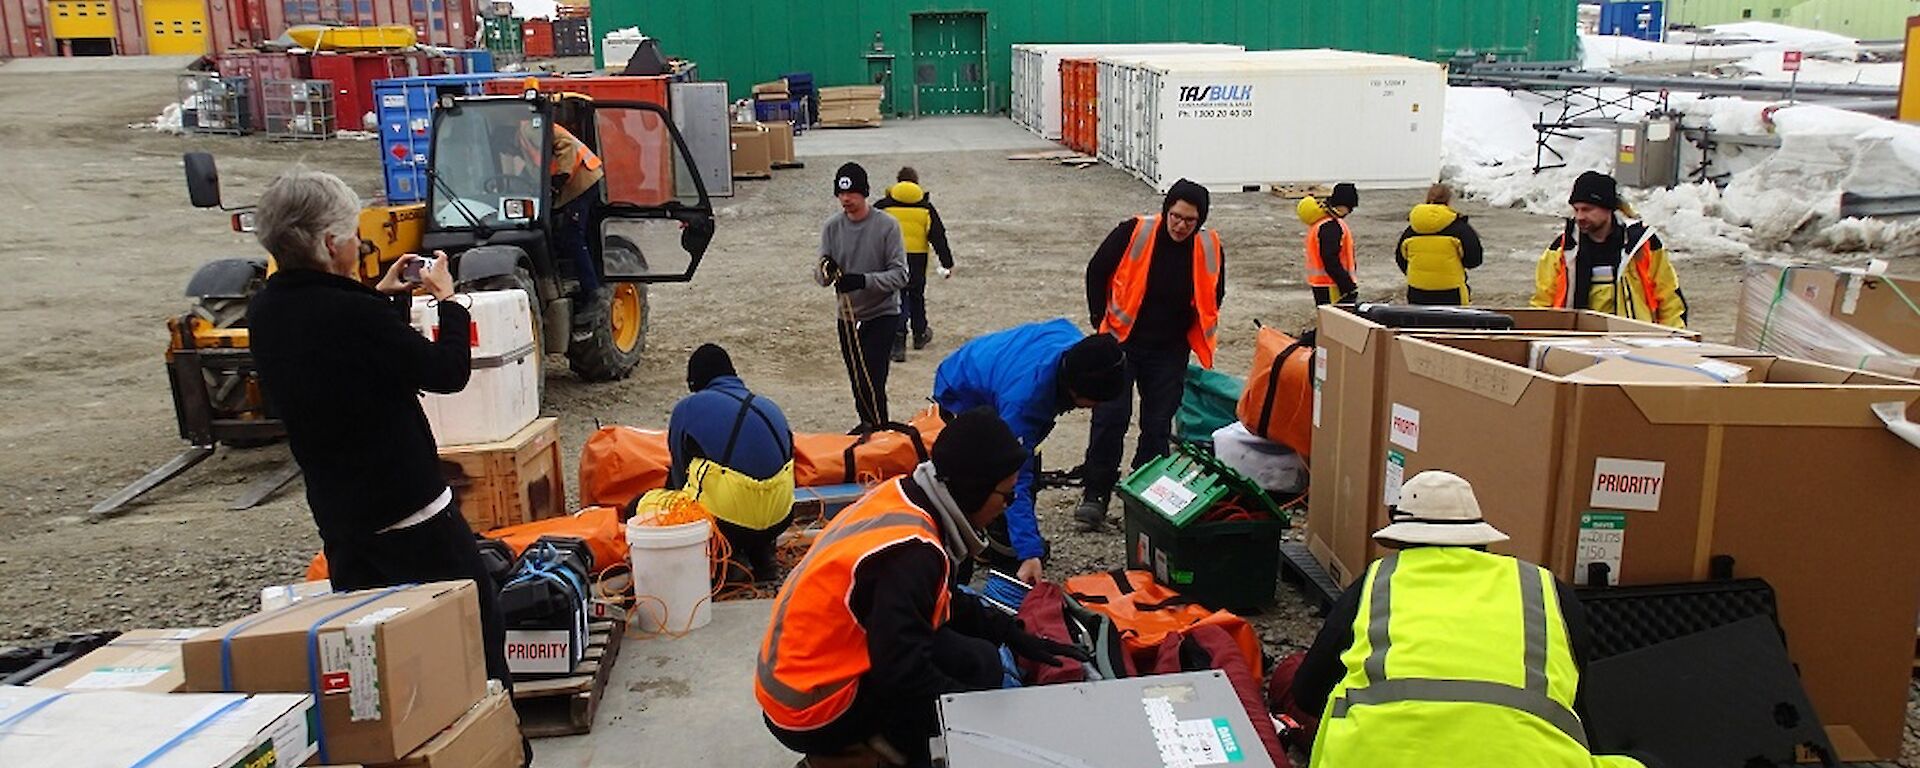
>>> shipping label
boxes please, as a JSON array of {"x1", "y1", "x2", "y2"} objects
[
  {"x1": 64, "y1": 665, "x2": 172, "y2": 690},
  {"x1": 1384, "y1": 450, "x2": 1406, "y2": 507},
  {"x1": 344, "y1": 622, "x2": 382, "y2": 722},
  {"x1": 1312, "y1": 348, "x2": 1327, "y2": 428},
  {"x1": 505, "y1": 630, "x2": 575, "y2": 676},
  {"x1": 1174, "y1": 84, "x2": 1254, "y2": 120},
  {"x1": 1143, "y1": 695, "x2": 1246, "y2": 766},
  {"x1": 1389, "y1": 404, "x2": 1420, "y2": 451},
  {"x1": 1590, "y1": 458, "x2": 1666, "y2": 512},
  {"x1": 1142, "y1": 476, "x2": 1199, "y2": 519},
  {"x1": 1576, "y1": 512, "x2": 1628, "y2": 586}
]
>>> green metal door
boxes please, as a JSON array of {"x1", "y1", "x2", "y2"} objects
[{"x1": 910, "y1": 12, "x2": 987, "y2": 115}]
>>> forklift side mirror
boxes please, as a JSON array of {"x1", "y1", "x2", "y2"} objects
[{"x1": 184, "y1": 152, "x2": 222, "y2": 209}]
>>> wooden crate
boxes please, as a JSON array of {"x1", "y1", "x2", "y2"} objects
[
  {"x1": 512, "y1": 618, "x2": 624, "y2": 737},
  {"x1": 438, "y1": 417, "x2": 566, "y2": 532}
]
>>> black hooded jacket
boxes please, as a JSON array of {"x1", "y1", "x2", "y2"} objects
[{"x1": 1085, "y1": 180, "x2": 1228, "y2": 349}]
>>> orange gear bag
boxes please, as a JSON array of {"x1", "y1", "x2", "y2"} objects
[
  {"x1": 578, "y1": 426, "x2": 673, "y2": 508},
  {"x1": 1236, "y1": 326, "x2": 1315, "y2": 460},
  {"x1": 1063, "y1": 569, "x2": 1266, "y2": 687},
  {"x1": 793, "y1": 407, "x2": 947, "y2": 487},
  {"x1": 302, "y1": 506, "x2": 628, "y2": 582}
]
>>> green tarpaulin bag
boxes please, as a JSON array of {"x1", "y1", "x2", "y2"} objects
[{"x1": 1174, "y1": 363, "x2": 1243, "y2": 444}]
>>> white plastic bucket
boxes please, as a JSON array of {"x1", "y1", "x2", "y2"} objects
[{"x1": 626, "y1": 517, "x2": 713, "y2": 634}]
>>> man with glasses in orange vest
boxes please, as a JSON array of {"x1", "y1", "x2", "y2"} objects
[
  {"x1": 1076, "y1": 178, "x2": 1226, "y2": 532},
  {"x1": 1530, "y1": 171, "x2": 1688, "y2": 328},
  {"x1": 1300, "y1": 182, "x2": 1361, "y2": 306},
  {"x1": 756, "y1": 408, "x2": 1089, "y2": 767},
  {"x1": 516, "y1": 116, "x2": 605, "y2": 308}
]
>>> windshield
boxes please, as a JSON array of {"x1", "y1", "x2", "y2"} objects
[{"x1": 427, "y1": 100, "x2": 547, "y2": 229}]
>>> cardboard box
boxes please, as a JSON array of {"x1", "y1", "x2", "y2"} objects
[
  {"x1": 28, "y1": 628, "x2": 206, "y2": 693},
  {"x1": 1384, "y1": 335, "x2": 1920, "y2": 759},
  {"x1": 376, "y1": 690, "x2": 523, "y2": 768},
  {"x1": 261, "y1": 579, "x2": 333, "y2": 610},
  {"x1": 1542, "y1": 346, "x2": 1754, "y2": 384},
  {"x1": 820, "y1": 84, "x2": 884, "y2": 101},
  {"x1": 751, "y1": 78, "x2": 788, "y2": 96},
  {"x1": 1306, "y1": 305, "x2": 1698, "y2": 587},
  {"x1": 438, "y1": 417, "x2": 567, "y2": 533},
  {"x1": 0, "y1": 687, "x2": 316, "y2": 767},
  {"x1": 1734, "y1": 262, "x2": 1920, "y2": 379},
  {"x1": 730, "y1": 124, "x2": 772, "y2": 179},
  {"x1": 817, "y1": 100, "x2": 882, "y2": 126},
  {"x1": 181, "y1": 582, "x2": 489, "y2": 765},
  {"x1": 764, "y1": 121, "x2": 795, "y2": 166}
]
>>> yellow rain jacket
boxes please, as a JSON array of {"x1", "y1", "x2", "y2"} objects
[
  {"x1": 1529, "y1": 215, "x2": 1688, "y2": 328},
  {"x1": 1395, "y1": 204, "x2": 1485, "y2": 298}
]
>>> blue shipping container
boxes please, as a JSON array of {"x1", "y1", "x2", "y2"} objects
[
  {"x1": 1599, "y1": 2, "x2": 1665, "y2": 42},
  {"x1": 374, "y1": 73, "x2": 521, "y2": 203},
  {"x1": 454, "y1": 49, "x2": 496, "y2": 74}
]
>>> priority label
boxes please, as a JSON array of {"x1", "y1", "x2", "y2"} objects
[{"x1": 1590, "y1": 457, "x2": 1665, "y2": 512}]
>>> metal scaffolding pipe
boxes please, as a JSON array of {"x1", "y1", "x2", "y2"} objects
[{"x1": 1451, "y1": 68, "x2": 1896, "y2": 100}]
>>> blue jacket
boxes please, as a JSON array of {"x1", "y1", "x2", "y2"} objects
[
  {"x1": 932, "y1": 318, "x2": 1085, "y2": 561},
  {"x1": 666, "y1": 376, "x2": 794, "y2": 488}
]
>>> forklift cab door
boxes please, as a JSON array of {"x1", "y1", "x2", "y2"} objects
[{"x1": 586, "y1": 100, "x2": 715, "y2": 284}]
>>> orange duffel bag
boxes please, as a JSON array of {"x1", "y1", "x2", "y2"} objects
[
  {"x1": 793, "y1": 407, "x2": 947, "y2": 487},
  {"x1": 579, "y1": 425, "x2": 673, "y2": 508},
  {"x1": 1064, "y1": 569, "x2": 1266, "y2": 687},
  {"x1": 1236, "y1": 325, "x2": 1315, "y2": 460},
  {"x1": 305, "y1": 505, "x2": 628, "y2": 581}
]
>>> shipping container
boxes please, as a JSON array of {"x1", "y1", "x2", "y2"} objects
[
  {"x1": 1121, "y1": 50, "x2": 1446, "y2": 194},
  {"x1": 1013, "y1": 43, "x2": 1241, "y2": 138},
  {"x1": 551, "y1": 16, "x2": 588, "y2": 57},
  {"x1": 522, "y1": 17, "x2": 550, "y2": 57},
  {"x1": 1059, "y1": 57, "x2": 1097, "y2": 153},
  {"x1": 482, "y1": 75, "x2": 675, "y2": 207},
  {"x1": 0, "y1": 0, "x2": 468, "y2": 58},
  {"x1": 374, "y1": 72, "x2": 523, "y2": 202},
  {"x1": 310, "y1": 50, "x2": 431, "y2": 132},
  {"x1": 1597, "y1": 2, "x2": 1664, "y2": 42}
]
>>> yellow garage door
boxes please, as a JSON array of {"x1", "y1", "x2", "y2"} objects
[
  {"x1": 144, "y1": 0, "x2": 208, "y2": 55},
  {"x1": 48, "y1": 0, "x2": 116, "y2": 40}
]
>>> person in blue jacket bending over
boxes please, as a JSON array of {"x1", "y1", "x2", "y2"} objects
[{"x1": 933, "y1": 319, "x2": 1127, "y2": 583}]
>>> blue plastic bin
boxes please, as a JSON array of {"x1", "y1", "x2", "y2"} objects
[{"x1": 374, "y1": 73, "x2": 521, "y2": 203}]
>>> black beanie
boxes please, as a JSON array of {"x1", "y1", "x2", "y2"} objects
[
  {"x1": 1060, "y1": 333, "x2": 1126, "y2": 403},
  {"x1": 1569, "y1": 170, "x2": 1618, "y2": 209},
  {"x1": 686, "y1": 343, "x2": 735, "y2": 392},
  {"x1": 1163, "y1": 178, "x2": 1210, "y2": 228},
  {"x1": 931, "y1": 407, "x2": 1030, "y2": 515},
  {"x1": 834, "y1": 162, "x2": 870, "y2": 197},
  {"x1": 1330, "y1": 182, "x2": 1359, "y2": 210}
]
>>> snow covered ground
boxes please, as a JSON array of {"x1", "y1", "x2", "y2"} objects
[{"x1": 1581, "y1": 22, "x2": 1900, "y2": 85}]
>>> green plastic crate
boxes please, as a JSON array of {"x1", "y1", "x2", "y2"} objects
[{"x1": 1117, "y1": 444, "x2": 1289, "y2": 613}]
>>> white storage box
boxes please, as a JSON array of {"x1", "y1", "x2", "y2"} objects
[
  {"x1": 1010, "y1": 43, "x2": 1242, "y2": 139},
  {"x1": 411, "y1": 289, "x2": 539, "y2": 447},
  {"x1": 1212, "y1": 421, "x2": 1308, "y2": 495},
  {"x1": 1115, "y1": 49, "x2": 1446, "y2": 193},
  {"x1": 0, "y1": 687, "x2": 316, "y2": 768}
]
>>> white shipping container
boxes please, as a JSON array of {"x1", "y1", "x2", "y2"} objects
[
  {"x1": 1096, "y1": 51, "x2": 1276, "y2": 177},
  {"x1": 1130, "y1": 50, "x2": 1446, "y2": 193},
  {"x1": 1010, "y1": 42, "x2": 1242, "y2": 140},
  {"x1": 411, "y1": 289, "x2": 540, "y2": 447}
]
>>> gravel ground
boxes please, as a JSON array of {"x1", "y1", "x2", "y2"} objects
[{"x1": 0, "y1": 62, "x2": 1915, "y2": 765}]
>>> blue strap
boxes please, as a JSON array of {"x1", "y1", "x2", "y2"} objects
[
  {"x1": 0, "y1": 691, "x2": 68, "y2": 732},
  {"x1": 507, "y1": 543, "x2": 589, "y2": 601},
  {"x1": 304, "y1": 585, "x2": 414, "y2": 764},
  {"x1": 128, "y1": 696, "x2": 249, "y2": 768},
  {"x1": 221, "y1": 590, "x2": 342, "y2": 690},
  {"x1": 1622, "y1": 353, "x2": 1736, "y2": 383}
]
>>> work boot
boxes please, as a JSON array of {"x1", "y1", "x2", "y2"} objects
[
  {"x1": 912, "y1": 329, "x2": 934, "y2": 350},
  {"x1": 1074, "y1": 497, "x2": 1109, "y2": 532},
  {"x1": 891, "y1": 335, "x2": 907, "y2": 363}
]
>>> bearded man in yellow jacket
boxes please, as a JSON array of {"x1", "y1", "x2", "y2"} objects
[{"x1": 1530, "y1": 171, "x2": 1687, "y2": 328}]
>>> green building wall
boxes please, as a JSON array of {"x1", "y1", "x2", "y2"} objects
[
  {"x1": 593, "y1": 0, "x2": 1578, "y2": 113},
  {"x1": 1664, "y1": 0, "x2": 1802, "y2": 27},
  {"x1": 1785, "y1": 0, "x2": 1919, "y2": 40}
]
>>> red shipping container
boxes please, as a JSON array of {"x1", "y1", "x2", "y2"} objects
[
  {"x1": 482, "y1": 75, "x2": 674, "y2": 207},
  {"x1": 1060, "y1": 58, "x2": 1097, "y2": 155},
  {"x1": 0, "y1": 0, "x2": 51, "y2": 58},
  {"x1": 310, "y1": 51, "x2": 426, "y2": 131},
  {"x1": 523, "y1": 18, "x2": 553, "y2": 58},
  {"x1": 217, "y1": 50, "x2": 308, "y2": 133}
]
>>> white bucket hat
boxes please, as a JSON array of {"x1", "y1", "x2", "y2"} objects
[{"x1": 1373, "y1": 470, "x2": 1510, "y2": 547}]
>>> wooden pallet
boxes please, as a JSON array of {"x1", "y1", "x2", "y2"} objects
[{"x1": 511, "y1": 618, "x2": 625, "y2": 738}]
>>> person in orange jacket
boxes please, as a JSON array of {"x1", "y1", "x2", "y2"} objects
[
  {"x1": 1300, "y1": 182, "x2": 1360, "y2": 305},
  {"x1": 1530, "y1": 171, "x2": 1688, "y2": 328}
]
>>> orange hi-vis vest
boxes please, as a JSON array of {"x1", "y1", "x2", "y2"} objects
[
  {"x1": 1304, "y1": 215, "x2": 1356, "y2": 288},
  {"x1": 1099, "y1": 214, "x2": 1223, "y2": 368},
  {"x1": 1544, "y1": 221, "x2": 1661, "y2": 321},
  {"x1": 756, "y1": 478, "x2": 953, "y2": 731}
]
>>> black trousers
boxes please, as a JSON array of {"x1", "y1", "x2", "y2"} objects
[
  {"x1": 1311, "y1": 285, "x2": 1355, "y2": 306},
  {"x1": 324, "y1": 503, "x2": 512, "y2": 688},
  {"x1": 713, "y1": 514, "x2": 793, "y2": 585},
  {"x1": 767, "y1": 627, "x2": 1002, "y2": 766},
  {"x1": 1083, "y1": 343, "x2": 1189, "y2": 501},
  {"x1": 838, "y1": 313, "x2": 899, "y2": 427},
  {"x1": 1406, "y1": 285, "x2": 1468, "y2": 306},
  {"x1": 896, "y1": 252, "x2": 932, "y2": 339}
]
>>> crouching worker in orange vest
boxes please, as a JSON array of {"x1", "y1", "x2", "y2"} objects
[
  {"x1": 757, "y1": 408, "x2": 1092, "y2": 767},
  {"x1": 1530, "y1": 171, "x2": 1687, "y2": 328}
]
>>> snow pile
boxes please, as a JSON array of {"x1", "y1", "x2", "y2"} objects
[
  {"x1": 1697, "y1": 22, "x2": 1860, "y2": 53},
  {"x1": 1581, "y1": 22, "x2": 1891, "y2": 86}
]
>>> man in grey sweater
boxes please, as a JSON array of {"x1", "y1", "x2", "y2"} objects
[{"x1": 817, "y1": 162, "x2": 911, "y2": 428}]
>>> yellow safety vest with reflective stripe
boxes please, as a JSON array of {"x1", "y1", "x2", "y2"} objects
[{"x1": 1312, "y1": 547, "x2": 1627, "y2": 768}]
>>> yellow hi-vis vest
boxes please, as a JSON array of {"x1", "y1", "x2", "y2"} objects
[
  {"x1": 1312, "y1": 547, "x2": 1642, "y2": 768},
  {"x1": 683, "y1": 457, "x2": 795, "y2": 531}
]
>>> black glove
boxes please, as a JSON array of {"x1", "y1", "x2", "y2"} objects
[
  {"x1": 1005, "y1": 623, "x2": 1094, "y2": 668},
  {"x1": 835, "y1": 273, "x2": 866, "y2": 293},
  {"x1": 1335, "y1": 287, "x2": 1361, "y2": 306}
]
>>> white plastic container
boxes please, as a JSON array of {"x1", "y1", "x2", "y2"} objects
[
  {"x1": 602, "y1": 28, "x2": 645, "y2": 71},
  {"x1": 1125, "y1": 49, "x2": 1446, "y2": 193},
  {"x1": 1011, "y1": 43, "x2": 1242, "y2": 139},
  {"x1": 411, "y1": 289, "x2": 538, "y2": 447},
  {"x1": 1212, "y1": 422, "x2": 1308, "y2": 495},
  {"x1": 627, "y1": 517, "x2": 714, "y2": 634}
]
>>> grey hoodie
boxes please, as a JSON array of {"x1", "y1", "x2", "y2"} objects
[{"x1": 817, "y1": 208, "x2": 910, "y2": 322}]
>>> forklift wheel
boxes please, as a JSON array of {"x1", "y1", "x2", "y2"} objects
[{"x1": 567, "y1": 284, "x2": 648, "y2": 382}]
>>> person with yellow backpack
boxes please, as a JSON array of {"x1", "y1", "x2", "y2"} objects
[
  {"x1": 875, "y1": 167, "x2": 957, "y2": 362},
  {"x1": 666, "y1": 344, "x2": 795, "y2": 587},
  {"x1": 1530, "y1": 171, "x2": 1688, "y2": 328},
  {"x1": 1395, "y1": 184, "x2": 1484, "y2": 306}
]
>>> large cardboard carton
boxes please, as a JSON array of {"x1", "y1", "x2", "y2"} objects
[
  {"x1": 28, "y1": 628, "x2": 205, "y2": 693},
  {"x1": 1306, "y1": 306, "x2": 1697, "y2": 586},
  {"x1": 730, "y1": 124, "x2": 772, "y2": 179},
  {"x1": 376, "y1": 690, "x2": 523, "y2": 768},
  {"x1": 1734, "y1": 262, "x2": 1920, "y2": 378},
  {"x1": 181, "y1": 582, "x2": 489, "y2": 765},
  {"x1": 764, "y1": 121, "x2": 796, "y2": 166},
  {"x1": 0, "y1": 687, "x2": 316, "y2": 767},
  {"x1": 1385, "y1": 335, "x2": 1920, "y2": 759}
]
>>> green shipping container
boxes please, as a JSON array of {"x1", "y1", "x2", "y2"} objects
[
  {"x1": 484, "y1": 16, "x2": 525, "y2": 62},
  {"x1": 594, "y1": 0, "x2": 1578, "y2": 116}
]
